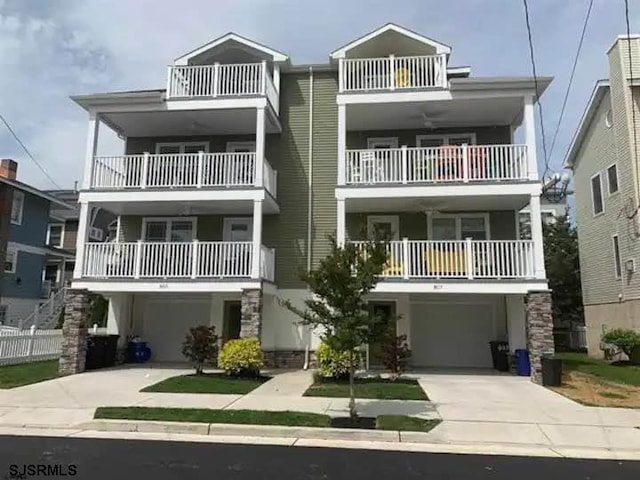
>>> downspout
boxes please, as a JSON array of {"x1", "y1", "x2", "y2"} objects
[{"x1": 304, "y1": 66, "x2": 314, "y2": 370}]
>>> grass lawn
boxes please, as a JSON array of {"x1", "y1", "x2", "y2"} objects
[
  {"x1": 140, "y1": 373, "x2": 269, "y2": 395},
  {"x1": 557, "y1": 353, "x2": 640, "y2": 386},
  {"x1": 0, "y1": 360, "x2": 60, "y2": 389},
  {"x1": 304, "y1": 377, "x2": 428, "y2": 401},
  {"x1": 552, "y1": 353, "x2": 640, "y2": 408},
  {"x1": 95, "y1": 407, "x2": 331, "y2": 427},
  {"x1": 94, "y1": 407, "x2": 441, "y2": 432},
  {"x1": 376, "y1": 415, "x2": 441, "y2": 433}
]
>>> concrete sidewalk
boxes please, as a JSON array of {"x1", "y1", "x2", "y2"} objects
[{"x1": 0, "y1": 365, "x2": 639, "y2": 459}]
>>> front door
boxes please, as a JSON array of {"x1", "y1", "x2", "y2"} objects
[
  {"x1": 223, "y1": 301, "x2": 242, "y2": 343},
  {"x1": 368, "y1": 302, "x2": 396, "y2": 368}
]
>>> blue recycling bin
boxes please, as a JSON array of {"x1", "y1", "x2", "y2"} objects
[{"x1": 515, "y1": 349, "x2": 531, "y2": 376}]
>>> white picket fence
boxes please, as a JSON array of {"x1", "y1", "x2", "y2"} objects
[{"x1": 0, "y1": 327, "x2": 63, "y2": 366}]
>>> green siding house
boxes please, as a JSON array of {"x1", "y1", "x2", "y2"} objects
[{"x1": 69, "y1": 24, "x2": 554, "y2": 381}]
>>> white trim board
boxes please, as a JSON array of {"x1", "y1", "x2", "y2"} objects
[
  {"x1": 71, "y1": 280, "x2": 265, "y2": 294},
  {"x1": 370, "y1": 281, "x2": 548, "y2": 295}
]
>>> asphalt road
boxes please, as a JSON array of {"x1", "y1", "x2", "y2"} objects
[{"x1": 0, "y1": 435, "x2": 639, "y2": 479}]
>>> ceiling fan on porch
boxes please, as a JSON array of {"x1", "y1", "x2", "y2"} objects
[{"x1": 408, "y1": 108, "x2": 448, "y2": 129}]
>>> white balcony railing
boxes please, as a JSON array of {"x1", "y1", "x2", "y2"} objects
[
  {"x1": 166, "y1": 62, "x2": 279, "y2": 111},
  {"x1": 350, "y1": 239, "x2": 535, "y2": 279},
  {"x1": 82, "y1": 241, "x2": 275, "y2": 280},
  {"x1": 339, "y1": 54, "x2": 447, "y2": 92},
  {"x1": 345, "y1": 144, "x2": 529, "y2": 185},
  {"x1": 90, "y1": 153, "x2": 277, "y2": 196}
]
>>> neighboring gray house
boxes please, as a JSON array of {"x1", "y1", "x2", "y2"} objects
[
  {"x1": 565, "y1": 34, "x2": 640, "y2": 356},
  {"x1": 68, "y1": 24, "x2": 554, "y2": 377}
]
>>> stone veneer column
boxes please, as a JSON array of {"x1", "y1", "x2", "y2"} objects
[
  {"x1": 240, "y1": 288, "x2": 263, "y2": 339},
  {"x1": 526, "y1": 290, "x2": 555, "y2": 384},
  {"x1": 59, "y1": 289, "x2": 91, "y2": 375}
]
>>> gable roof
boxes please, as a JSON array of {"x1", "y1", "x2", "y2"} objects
[
  {"x1": 174, "y1": 32, "x2": 288, "y2": 65},
  {"x1": 330, "y1": 23, "x2": 451, "y2": 59},
  {"x1": 0, "y1": 177, "x2": 74, "y2": 209},
  {"x1": 564, "y1": 79, "x2": 610, "y2": 169}
]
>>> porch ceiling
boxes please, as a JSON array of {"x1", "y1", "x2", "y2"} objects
[
  {"x1": 103, "y1": 108, "x2": 280, "y2": 137},
  {"x1": 345, "y1": 194, "x2": 529, "y2": 213},
  {"x1": 93, "y1": 197, "x2": 279, "y2": 216},
  {"x1": 346, "y1": 96, "x2": 523, "y2": 131}
]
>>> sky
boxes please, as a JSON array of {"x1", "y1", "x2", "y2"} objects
[{"x1": 0, "y1": 0, "x2": 638, "y2": 190}]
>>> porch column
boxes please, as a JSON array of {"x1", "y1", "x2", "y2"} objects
[
  {"x1": 240, "y1": 288, "x2": 263, "y2": 339},
  {"x1": 73, "y1": 202, "x2": 91, "y2": 279},
  {"x1": 255, "y1": 106, "x2": 266, "y2": 187},
  {"x1": 251, "y1": 200, "x2": 263, "y2": 279},
  {"x1": 526, "y1": 290, "x2": 554, "y2": 384},
  {"x1": 523, "y1": 94, "x2": 538, "y2": 181},
  {"x1": 106, "y1": 293, "x2": 132, "y2": 360},
  {"x1": 336, "y1": 198, "x2": 346, "y2": 246},
  {"x1": 337, "y1": 103, "x2": 346, "y2": 185},
  {"x1": 273, "y1": 64, "x2": 281, "y2": 93},
  {"x1": 529, "y1": 193, "x2": 547, "y2": 279},
  {"x1": 59, "y1": 288, "x2": 91, "y2": 375},
  {"x1": 82, "y1": 113, "x2": 100, "y2": 189}
]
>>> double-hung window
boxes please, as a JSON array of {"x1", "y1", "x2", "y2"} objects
[{"x1": 591, "y1": 173, "x2": 604, "y2": 215}]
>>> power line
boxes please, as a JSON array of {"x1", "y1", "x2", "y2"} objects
[
  {"x1": 522, "y1": 0, "x2": 550, "y2": 180},
  {"x1": 549, "y1": 0, "x2": 594, "y2": 159},
  {"x1": 0, "y1": 112, "x2": 62, "y2": 189}
]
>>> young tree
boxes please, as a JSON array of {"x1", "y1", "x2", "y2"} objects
[
  {"x1": 182, "y1": 325, "x2": 219, "y2": 375},
  {"x1": 543, "y1": 213, "x2": 584, "y2": 336},
  {"x1": 280, "y1": 235, "x2": 392, "y2": 418}
]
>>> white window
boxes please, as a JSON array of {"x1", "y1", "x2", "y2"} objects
[
  {"x1": 155, "y1": 142, "x2": 209, "y2": 154},
  {"x1": 89, "y1": 227, "x2": 104, "y2": 241},
  {"x1": 591, "y1": 173, "x2": 604, "y2": 215},
  {"x1": 367, "y1": 215, "x2": 400, "y2": 240},
  {"x1": 613, "y1": 235, "x2": 622, "y2": 279},
  {"x1": 142, "y1": 218, "x2": 196, "y2": 242},
  {"x1": 10, "y1": 190, "x2": 24, "y2": 225},
  {"x1": 226, "y1": 141, "x2": 256, "y2": 153},
  {"x1": 416, "y1": 133, "x2": 477, "y2": 147},
  {"x1": 366, "y1": 137, "x2": 399, "y2": 149},
  {"x1": 47, "y1": 223, "x2": 64, "y2": 248},
  {"x1": 430, "y1": 214, "x2": 490, "y2": 240},
  {"x1": 607, "y1": 164, "x2": 619, "y2": 195},
  {"x1": 4, "y1": 249, "x2": 16, "y2": 273}
]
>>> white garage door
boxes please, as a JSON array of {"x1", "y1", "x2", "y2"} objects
[
  {"x1": 410, "y1": 303, "x2": 496, "y2": 368},
  {"x1": 142, "y1": 298, "x2": 212, "y2": 362}
]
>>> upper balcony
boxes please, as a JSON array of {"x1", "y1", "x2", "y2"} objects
[
  {"x1": 332, "y1": 24, "x2": 452, "y2": 104},
  {"x1": 166, "y1": 62, "x2": 280, "y2": 114}
]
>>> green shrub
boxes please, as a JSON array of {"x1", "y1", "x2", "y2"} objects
[
  {"x1": 182, "y1": 325, "x2": 219, "y2": 375},
  {"x1": 316, "y1": 343, "x2": 354, "y2": 381},
  {"x1": 218, "y1": 338, "x2": 263, "y2": 377},
  {"x1": 601, "y1": 329, "x2": 640, "y2": 363}
]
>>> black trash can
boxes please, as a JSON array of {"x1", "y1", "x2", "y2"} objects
[
  {"x1": 85, "y1": 334, "x2": 119, "y2": 370},
  {"x1": 541, "y1": 356, "x2": 563, "y2": 386},
  {"x1": 489, "y1": 341, "x2": 510, "y2": 372}
]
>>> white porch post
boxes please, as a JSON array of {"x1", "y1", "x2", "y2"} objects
[
  {"x1": 337, "y1": 198, "x2": 346, "y2": 246},
  {"x1": 81, "y1": 114, "x2": 100, "y2": 190},
  {"x1": 530, "y1": 193, "x2": 547, "y2": 279},
  {"x1": 251, "y1": 200, "x2": 263, "y2": 279},
  {"x1": 255, "y1": 106, "x2": 266, "y2": 187},
  {"x1": 523, "y1": 94, "x2": 539, "y2": 181},
  {"x1": 273, "y1": 63, "x2": 281, "y2": 93},
  {"x1": 337, "y1": 103, "x2": 346, "y2": 185},
  {"x1": 73, "y1": 202, "x2": 91, "y2": 279}
]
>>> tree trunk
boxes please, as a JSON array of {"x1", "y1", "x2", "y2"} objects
[{"x1": 348, "y1": 353, "x2": 357, "y2": 419}]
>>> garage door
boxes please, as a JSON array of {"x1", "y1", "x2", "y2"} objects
[
  {"x1": 142, "y1": 298, "x2": 212, "y2": 362},
  {"x1": 410, "y1": 303, "x2": 495, "y2": 368}
]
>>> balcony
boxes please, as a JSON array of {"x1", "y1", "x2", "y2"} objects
[
  {"x1": 351, "y1": 240, "x2": 535, "y2": 280},
  {"x1": 82, "y1": 241, "x2": 275, "y2": 282},
  {"x1": 166, "y1": 62, "x2": 279, "y2": 112},
  {"x1": 90, "y1": 153, "x2": 277, "y2": 197},
  {"x1": 339, "y1": 55, "x2": 447, "y2": 93},
  {"x1": 345, "y1": 144, "x2": 529, "y2": 185}
]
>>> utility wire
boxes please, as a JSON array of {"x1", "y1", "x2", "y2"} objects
[
  {"x1": 549, "y1": 0, "x2": 594, "y2": 159},
  {"x1": 0, "y1": 112, "x2": 62, "y2": 189},
  {"x1": 625, "y1": 0, "x2": 639, "y2": 206},
  {"x1": 522, "y1": 0, "x2": 550, "y2": 180}
]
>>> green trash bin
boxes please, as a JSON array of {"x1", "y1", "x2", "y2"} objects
[{"x1": 541, "y1": 356, "x2": 562, "y2": 386}]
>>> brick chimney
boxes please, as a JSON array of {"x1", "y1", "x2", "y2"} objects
[{"x1": 0, "y1": 159, "x2": 17, "y2": 180}]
